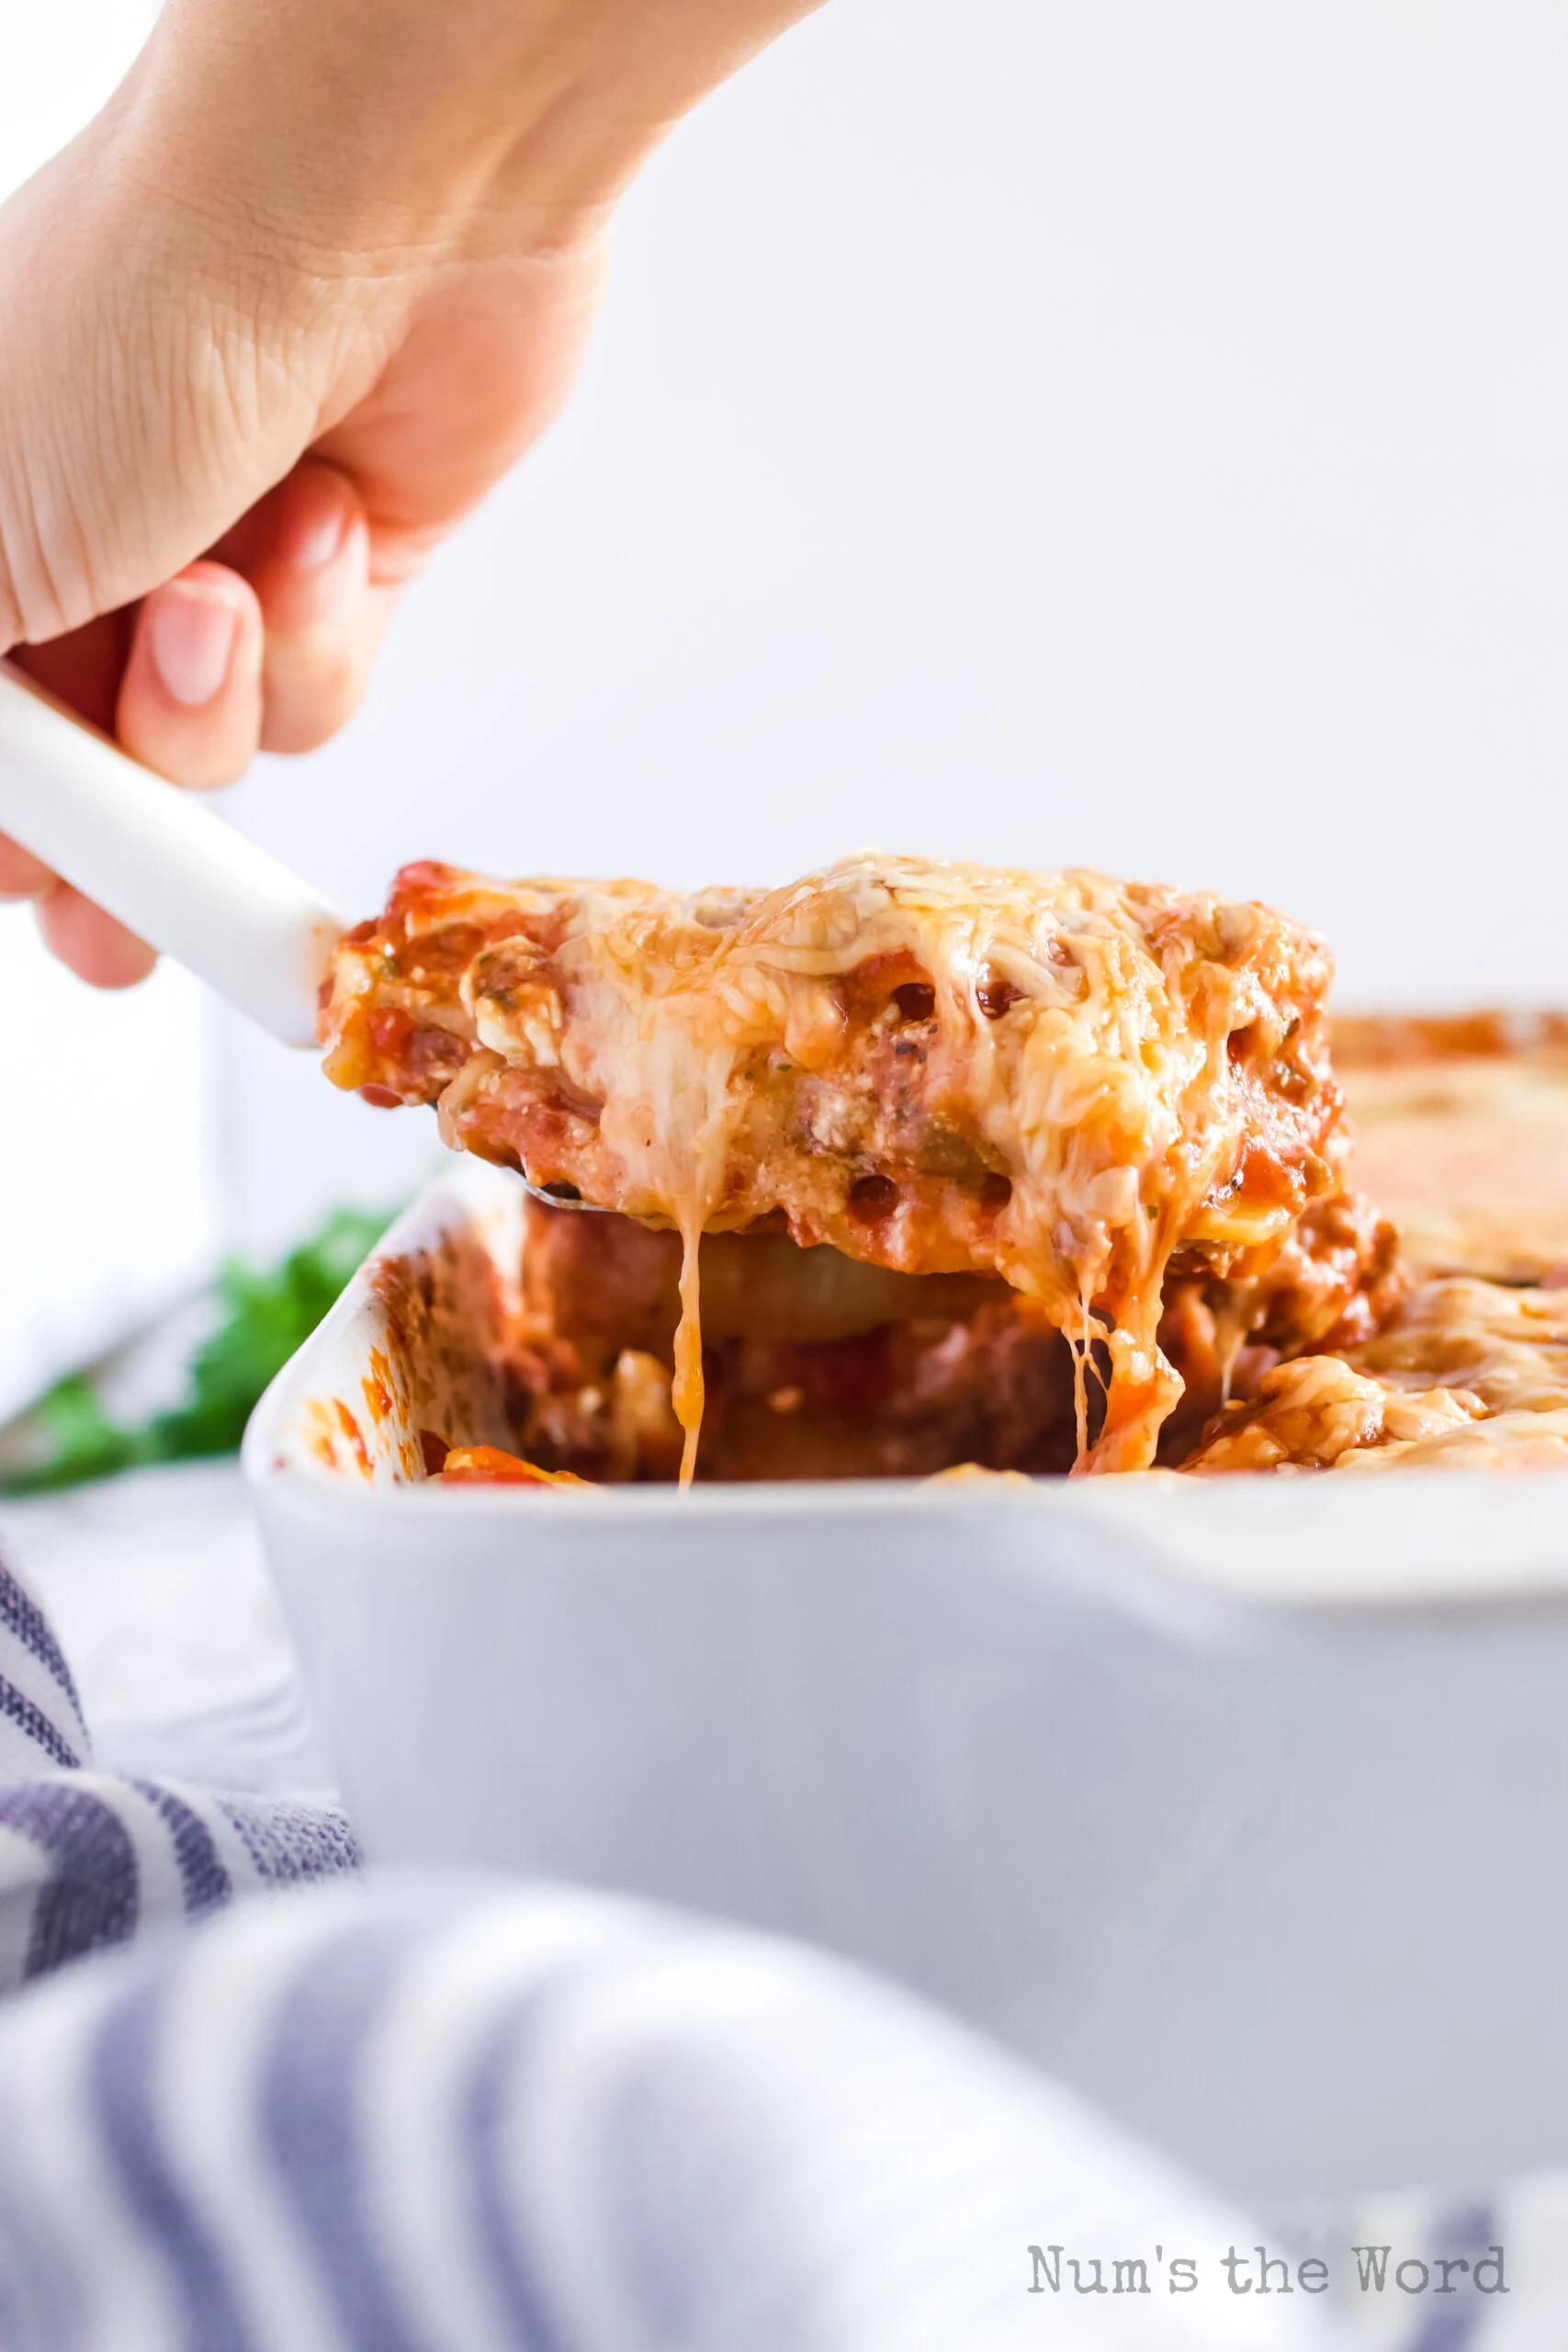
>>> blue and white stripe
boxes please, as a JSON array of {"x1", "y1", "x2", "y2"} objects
[
  {"x1": 0, "y1": 1547, "x2": 91, "y2": 1774},
  {"x1": 0, "y1": 1873, "x2": 1339, "y2": 2352},
  {"x1": 0, "y1": 1548, "x2": 356, "y2": 1994}
]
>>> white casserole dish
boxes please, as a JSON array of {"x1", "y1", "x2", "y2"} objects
[{"x1": 245, "y1": 1161, "x2": 1568, "y2": 2202}]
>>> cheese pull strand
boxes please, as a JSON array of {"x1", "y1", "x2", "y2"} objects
[{"x1": 672, "y1": 1216, "x2": 705, "y2": 1487}]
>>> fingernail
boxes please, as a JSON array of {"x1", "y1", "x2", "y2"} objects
[
  {"x1": 275, "y1": 493, "x2": 346, "y2": 571},
  {"x1": 147, "y1": 587, "x2": 239, "y2": 708}
]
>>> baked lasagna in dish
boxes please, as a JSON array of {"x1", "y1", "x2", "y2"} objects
[
  {"x1": 1185, "y1": 1277, "x2": 1568, "y2": 1473},
  {"x1": 1336, "y1": 1012, "x2": 1568, "y2": 1285},
  {"x1": 322, "y1": 854, "x2": 1398, "y2": 1478},
  {"x1": 1164, "y1": 1014, "x2": 1568, "y2": 1474}
]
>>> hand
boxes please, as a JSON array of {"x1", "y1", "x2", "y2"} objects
[{"x1": 0, "y1": 0, "x2": 816, "y2": 985}]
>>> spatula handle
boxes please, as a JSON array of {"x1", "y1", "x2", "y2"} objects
[{"x1": 0, "y1": 662, "x2": 344, "y2": 1046}]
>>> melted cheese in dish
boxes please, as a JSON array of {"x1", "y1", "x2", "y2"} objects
[
  {"x1": 322, "y1": 853, "x2": 1364, "y2": 1477},
  {"x1": 1185, "y1": 1278, "x2": 1568, "y2": 1472},
  {"x1": 1340, "y1": 1047, "x2": 1568, "y2": 1283}
]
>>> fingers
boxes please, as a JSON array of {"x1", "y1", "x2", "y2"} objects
[
  {"x1": 117, "y1": 562, "x2": 265, "y2": 787},
  {"x1": 3, "y1": 603, "x2": 164, "y2": 985},
  {"x1": 209, "y1": 461, "x2": 392, "y2": 752},
  {"x1": 245, "y1": 461, "x2": 392, "y2": 754},
  {"x1": 119, "y1": 467, "x2": 389, "y2": 771},
  {"x1": 5, "y1": 562, "x2": 263, "y2": 990},
  {"x1": 0, "y1": 837, "x2": 54, "y2": 899},
  {"x1": 6, "y1": 461, "x2": 392, "y2": 992},
  {"x1": 9, "y1": 611, "x2": 134, "y2": 737},
  {"x1": 34, "y1": 885, "x2": 158, "y2": 990},
  {"x1": 0, "y1": 836, "x2": 154, "y2": 988}
]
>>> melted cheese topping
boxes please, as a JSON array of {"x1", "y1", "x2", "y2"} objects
[
  {"x1": 1186, "y1": 1277, "x2": 1568, "y2": 1472},
  {"x1": 321, "y1": 853, "x2": 1353, "y2": 1476}
]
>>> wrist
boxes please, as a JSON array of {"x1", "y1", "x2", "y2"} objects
[{"x1": 140, "y1": 0, "x2": 806, "y2": 272}]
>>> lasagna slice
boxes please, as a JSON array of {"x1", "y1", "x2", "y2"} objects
[{"x1": 321, "y1": 853, "x2": 1378, "y2": 1475}]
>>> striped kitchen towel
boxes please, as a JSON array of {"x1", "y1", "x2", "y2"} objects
[
  {"x1": 0, "y1": 1871, "x2": 1338, "y2": 2352},
  {"x1": 0, "y1": 1546, "x2": 358, "y2": 1991}
]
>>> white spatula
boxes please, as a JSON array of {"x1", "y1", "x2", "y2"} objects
[
  {"x1": 0, "y1": 659, "x2": 346, "y2": 1046},
  {"x1": 0, "y1": 661, "x2": 613, "y2": 1208}
]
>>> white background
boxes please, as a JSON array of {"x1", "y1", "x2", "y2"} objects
[
  {"x1": 1, "y1": 0, "x2": 218, "y2": 1416},
  {"x1": 3, "y1": 0, "x2": 1567, "y2": 1397}
]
